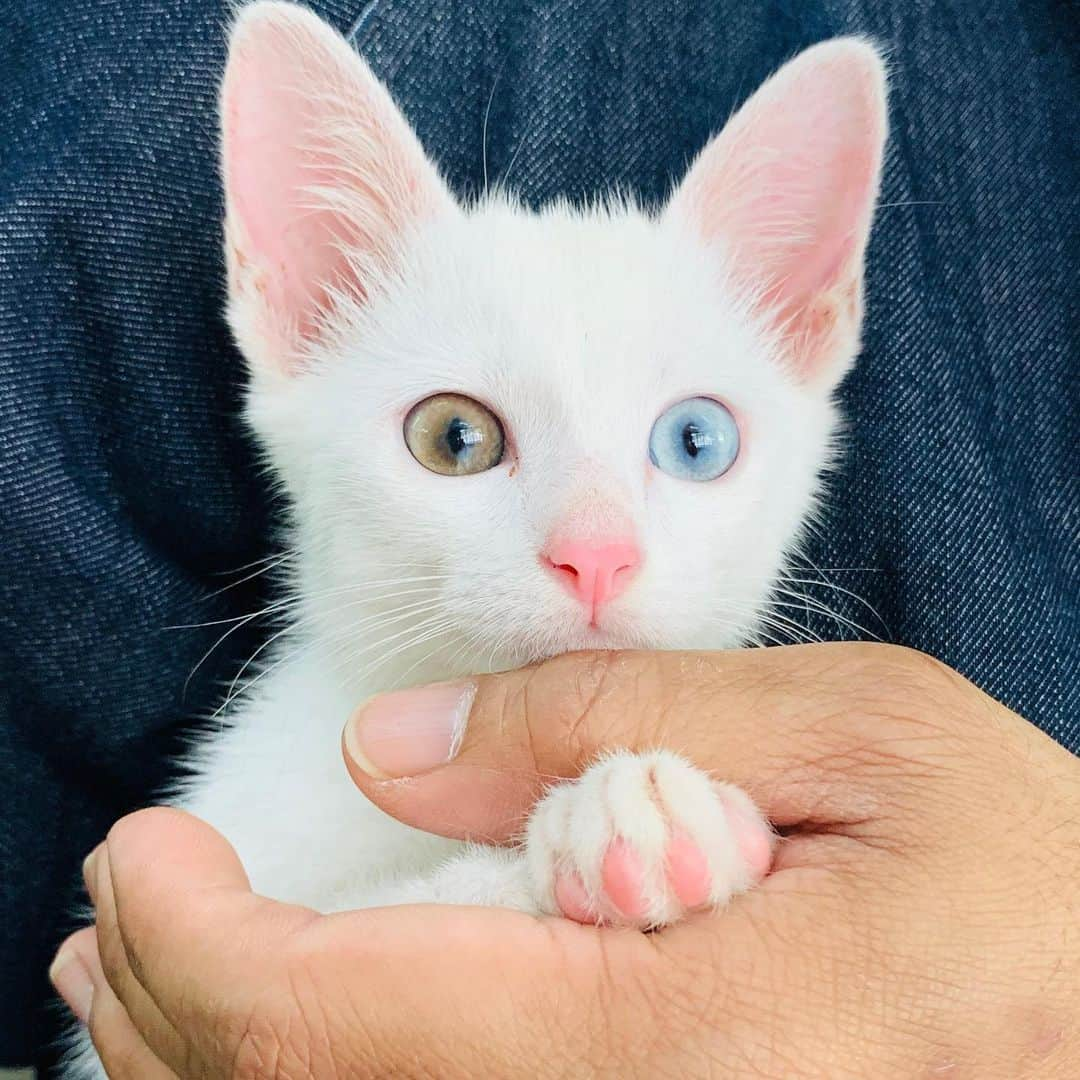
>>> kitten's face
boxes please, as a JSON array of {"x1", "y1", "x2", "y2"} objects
[
  {"x1": 222, "y1": 4, "x2": 886, "y2": 678},
  {"x1": 256, "y1": 203, "x2": 835, "y2": 666}
]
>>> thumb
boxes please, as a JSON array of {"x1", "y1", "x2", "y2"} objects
[{"x1": 342, "y1": 642, "x2": 964, "y2": 842}]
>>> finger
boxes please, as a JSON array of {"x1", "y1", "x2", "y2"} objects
[
  {"x1": 97, "y1": 808, "x2": 622, "y2": 1077},
  {"x1": 48, "y1": 925, "x2": 177, "y2": 1079},
  {"x1": 96, "y1": 818, "x2": 652, "y2": 1079},
  {"x1": 51, "y1": 885, "x2": 190, "y2": 1074},
  {"x1": 91, "y1": 841, "x2": 199, "y2": 1075},
  {"x1": 81, "y1": 812, "x2": 863, "y2": 1077},
  {"x1": 96, "y1": 807, "x2": 317, "y2": 1075},
  {"x1": 305, "y1": 894, "x2": 864, "y2": 1076},
  {"x1": 343, "y1": 642, "x2": 979, "y2": 840},
  {"x1": 279, "y1": 902, "x2": 657, "y2": 1075},
  {"x1": 50, "y1": 926, "x2": 100, "y2": 1025},
  {"x1": 86, "y1": 943, "x2": 179, "y2": 1080}
]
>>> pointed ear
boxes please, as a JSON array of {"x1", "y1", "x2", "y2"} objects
[
  {"x1": 220, "y1": 1, "x2": 456, "y2": 376},
  {"x1": 667, "y1": 39, "x2": 887, "y2": 391}
]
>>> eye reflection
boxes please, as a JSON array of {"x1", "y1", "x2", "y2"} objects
[{"x1": 404, "y1": 393, "x2": 505, "y2": 476}]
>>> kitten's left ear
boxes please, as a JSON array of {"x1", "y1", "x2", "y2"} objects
[
  {"x1": 220, "y1": 2, "x2": 457, "y2": 378},
  {"x1": 666, "y1": 39, "x2": 888, "y2": 391}
]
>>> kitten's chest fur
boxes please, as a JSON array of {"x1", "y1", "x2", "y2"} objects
[{"x1": 178, "y1": 649, "x2": 461, "y2": 911}]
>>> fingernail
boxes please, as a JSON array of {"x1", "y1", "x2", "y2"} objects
[
  {"x1": 49, "y1": 948, "x2": 94, "y2": 1024},
  {"x1": 345, "y1": 681, "x2": 475, "y2": 779}
]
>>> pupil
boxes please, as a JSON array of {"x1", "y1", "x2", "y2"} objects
[
  {"x1": 682, "y1": 423, "x2": 705, "y2": 458},
  {"x1": 446, "y1": 417, "x2": 481, "y2": 456}
]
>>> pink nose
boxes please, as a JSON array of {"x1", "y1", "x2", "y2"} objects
[{"x1": 542, "y1": 539, "x2": 641, "y2": 619}]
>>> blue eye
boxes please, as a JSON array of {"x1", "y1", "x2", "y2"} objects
[{"x1": 648, "y1": 397, "x2": 740, "y2": 481}]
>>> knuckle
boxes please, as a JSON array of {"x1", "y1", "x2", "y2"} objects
[
  {"x1": 874, "y1": 643, "x2": 963, "y2": 693},
  {"x1": 829, "y1": 643, "x2": 975, "y2": 736},
  {"x1": 809, "y1": 645, "x2": 981, "y2": 791},
  {"x1": 563, "y1": 649, "x2": 625, "y2": 753},
  {"x1": 848, "y1": 643, "x2": 962, "y2": 700},
  {"x1": 103, "y1": 809, "x2": 187, "y2": 952},
  {"x1": 519, "y1": 649, "x2": 726, "y2": 775}
]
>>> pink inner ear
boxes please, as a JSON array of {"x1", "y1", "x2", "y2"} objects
[
  {"x1": 225, "y1": 35, "x2": 351, "y2": 343},
  {"x1": 221, "y1": 6, "x2": 453, "y2": 373},
  {"x1": 674, "y1": 40, "x2": 887, "y2": 384}
]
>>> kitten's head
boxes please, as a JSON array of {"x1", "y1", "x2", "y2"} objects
[{"x1": 220, "y1": 2, "x2": 887, "y2": 681}]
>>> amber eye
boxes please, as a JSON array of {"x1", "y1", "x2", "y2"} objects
[{"x1": 404, "y1": 393, "x2": 505, "y2": 476}]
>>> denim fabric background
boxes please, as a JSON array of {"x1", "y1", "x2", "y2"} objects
[{"x1": 1, "y1": 0, "x2": 1076, "y2": 1067}]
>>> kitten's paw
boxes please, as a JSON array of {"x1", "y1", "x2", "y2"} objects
[{"x1": 525, "y1": 749, "x2": 773, "y2": 929}]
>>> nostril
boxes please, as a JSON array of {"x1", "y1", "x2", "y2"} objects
[
  {"x1": 543, "y1": 553, "x2": 590, "y2": 605},
  {"x1": 543, "y1": 539, "x2": 640, "y2": 611}
]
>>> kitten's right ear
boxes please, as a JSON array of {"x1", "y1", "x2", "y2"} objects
[
  {"x1": 665, "y1": 39, "x2": 887, "y2": 393},
  {"x1": 221, "y1": 2, "x2": 456, "y2": 377}
]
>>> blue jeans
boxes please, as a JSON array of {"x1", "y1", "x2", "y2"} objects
[{"x1": 1, "y1": 0, "x2": 1076, "y2": 1068}]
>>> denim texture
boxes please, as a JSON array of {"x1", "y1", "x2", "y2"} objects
[{"x1": 1, "y1": 0, "x2": 1076, "y2": 1067}]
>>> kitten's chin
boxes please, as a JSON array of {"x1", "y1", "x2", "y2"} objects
[
  {"x1": 511, "y1": 621, "x2": 655, "y2": 668},
  {"x1": 501, "y1": 613, "x2": 750, "y2": 665}
]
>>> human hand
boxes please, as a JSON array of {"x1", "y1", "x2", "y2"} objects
[{"x1": 54, "y1": 643, "x2": 1079, "y2": 1077}]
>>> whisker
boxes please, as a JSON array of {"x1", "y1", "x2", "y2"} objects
[
  {"x1": 768, "y1": 589, "x2": 881, "y2": 642},
  {"x1": 225, "y1": 596, "x2": 446, "y2": 704},
  {"x1": 777, "y1": 567, "x2": 889, "y2": 633},
  {"x1": 481, "y1": 57, "x2": 508, "y2": 197},
  {"x1": 168, "y1": 575, "x2": 456, "y2": 630},
  {"x1": 212, "y1": 609, "x2": 453, "y2": 722},
  {"x1": 202, "y1": 550, "x2": 296, "y2": 598}
]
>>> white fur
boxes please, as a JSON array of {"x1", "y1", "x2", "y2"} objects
[
  {"x1": 198, "y1": 190, "x2": 811, "y2": 912},
  {"x1": 62, "y1": 6, "x2": 885, "y2": 1073}
]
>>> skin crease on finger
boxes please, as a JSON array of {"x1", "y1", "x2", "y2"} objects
[{"x1": 75, "y1": 646, "x2": 1078, "y2": 1080}]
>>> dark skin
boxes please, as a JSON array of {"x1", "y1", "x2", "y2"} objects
[{"x1": 54, "y1": 643, "x2": 1079, "y2": 1078}]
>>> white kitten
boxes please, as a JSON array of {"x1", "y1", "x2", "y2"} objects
[{"x1": 64, "y1": 2, "x2": 886, "y2": 1073}]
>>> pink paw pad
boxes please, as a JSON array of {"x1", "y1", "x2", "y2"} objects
[
  {"x1": 601, "y1": 837, "x2": 649, "y2": 920},
  {"x1": 720, "y1": 793, "x2": 774, "y2": 882},
  {"x1": 665, "y1": 829, "x2": 712, "y2": 908},
  {"x1": 554, "y1": 833, "x2": 716, "y2": 925},
  {"x1": 531, "y1": 751, "x2": 772, "y2": 931}
]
